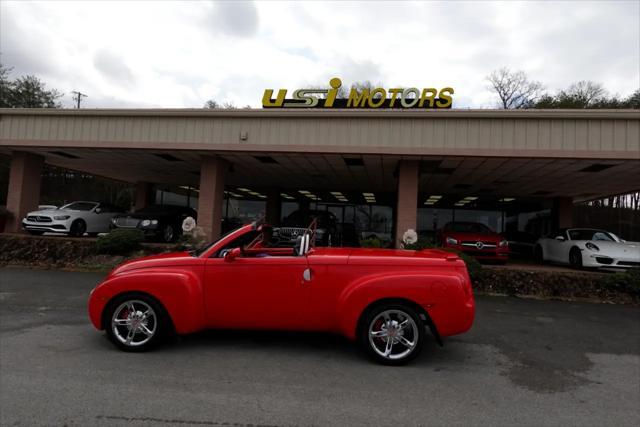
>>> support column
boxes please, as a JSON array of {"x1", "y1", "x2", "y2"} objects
[
  {"x1": 134, "y1": 182, "x2": 153, "y2": 211},
  {"x1": 394, "y1": 160, "x2": 419, "y2": 248},
  {"x1": 5, "y1": 151, "x2": 44, "y2": 233},
  {"x1": 552, "y1": 197, "x2": 574, "y2": 230},
  {"x1": 265, "y1": 188, "x2": 281, "y2": 225},
  {"x1": 198, "y1": 156, "x2": 227, "y2": 240}
]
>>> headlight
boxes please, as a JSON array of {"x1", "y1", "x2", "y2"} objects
[
  {"x1": 585, "y1": 242, "x2": 599, "y2": 251},
  {"x1": 151, "y1": 219, "x2": 158, "y2": 225},
  {"x1": 499, "y1": 239, "x2": 509, "y2": 247},
  {"x1": 111, "y1": 218, "x2": 117, "y2": 224},
  {"x1": 53, "y1": 215, "x2": 70, "y2": 220},
  {"x1": 446, "y1": 237, "x2": 458, "y2": 245},
  {"x1": 141, "y1": 219, "x2": 151, "y2": 227}
]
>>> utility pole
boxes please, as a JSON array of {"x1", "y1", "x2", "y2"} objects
[{"x1": 71, "y1": 91, "x2": 88, "y2": 108}]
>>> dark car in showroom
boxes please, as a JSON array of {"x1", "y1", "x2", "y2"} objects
[
  {"x1": 279, "y1": 209, "x2": 339, "y2": 246},
  {"x1": 111, "y1": 205, "x2": 197, "y2": 242}
]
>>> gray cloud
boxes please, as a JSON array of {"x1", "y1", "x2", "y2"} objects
[
  {"x1": 93, "y1": 50, "x2": 135, "y2": 85},
  {"x1": 209, "y1": 1, "x2": 259, "y2": 38}
]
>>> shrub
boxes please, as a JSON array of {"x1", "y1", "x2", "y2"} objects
[
  {"x1": 599, "y1": 268, "x2": 640, "y2": 298},
  {"x1": 96, "y1": 229, "x2": 145, "y2": 255},
  {"x1": 359, "y1": 236, "x2": 385, "y2": 248},
  {"x1": 442, "y1": 248, "x2": 483, "y2": 281}
]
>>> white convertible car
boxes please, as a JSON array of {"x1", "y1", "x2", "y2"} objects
[
  {"x1": 22, "y1": 201, "x2": 125, "y2": 237},
  {"x1": 534, "y1": 228, "x2": 640, "y2": 269}
]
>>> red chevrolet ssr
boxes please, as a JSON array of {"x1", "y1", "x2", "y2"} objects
[{"x1": 89, "y1": 222, "x2": 475, "y2": 365}]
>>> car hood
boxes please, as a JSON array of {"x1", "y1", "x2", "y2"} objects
[
  {"x1": 581, "y1": 240, "x2": 640, "y2": 255},
  {"x1": 444, "y1": 231, "x2": 503, "y2": 242},
  {"x1": 26, "y1": 208, "x2": 73, "y2": 216},
  {"x1": 109, "y1": 251, "x2": 202, "y2": 276}
]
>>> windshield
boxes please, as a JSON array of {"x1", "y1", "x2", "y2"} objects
[
  {"x1": 60, "y1": 202, "x2": 97, "y2": 211},
  {"x1": 446, "y1": 222, "x2": 493, "y2": 234},
  {"x1": 568, "y1": 229, "x2": 616, "y2": 242},
  {"x1": 191, "y1": 226, "x2": 249, "y2": 257}
]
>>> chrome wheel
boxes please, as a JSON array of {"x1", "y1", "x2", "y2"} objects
[
  {"x1": 163, "y1": 225, "x2": 174, "y2": 242},
  {"x1": 111, "y1": 300, "x2": 157, "y2": 347},
  {"x1": 368, "y1": 309, "x2": 419, "y2": 361}
]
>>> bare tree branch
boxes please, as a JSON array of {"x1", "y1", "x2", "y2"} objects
[{"x1": 486, "y1": 67, "x2": 544, "y2": 109}]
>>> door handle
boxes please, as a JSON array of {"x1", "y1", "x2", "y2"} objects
[{"x1": 302, "y1": 268, "x2": 312, "y2": 283}]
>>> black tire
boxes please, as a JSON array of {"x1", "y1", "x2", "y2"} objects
[
  {"x1": 160, "y1": 224, "x2": 176, "y2": 243},
  {"x1": 534, "y1": 245, "x2": 544, "y2": 264},
  {"x1": 358, "y1": 303, "x2": 425, "y2": 366},
  {"x1": 69, "y1": 219, "x2": 86, "y2": 237},
  {"x1": 103, "y1": 292, "x2": 172, "y2": 352},
  {"x1": 27, "y1": 230, "x2": 44, "y2": 236},
  {"x1": 569, "y1": 247, "x2": 583, "y2": 268}
]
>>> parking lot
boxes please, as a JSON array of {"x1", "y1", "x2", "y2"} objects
[{"x1": 1, "y1": 267, "x2": 639, "y2": 426}]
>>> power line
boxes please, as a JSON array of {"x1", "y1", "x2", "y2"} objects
[{"x1": 71, "y1": 91, "x2": 88, "y2": 108}]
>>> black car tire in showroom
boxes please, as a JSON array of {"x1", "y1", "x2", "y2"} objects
[
  {"x1": 69, "y1": 219, "x2": 87, "y2": 237},
  {"x1": 569, "y1": 247, "x2": 583, "y2": 268},
  {"x1": 534, "y1": 245, "x2": 544, "y2": 264},
  {"x1": 358, "y1": 303, "x2": 425, "y2": 366},
  {"x1": 161, "y1": 224, "x2": 175, "y2": 243},
  {"x1": 103, "y1": 292, "x2": 173, "y2": 352}
]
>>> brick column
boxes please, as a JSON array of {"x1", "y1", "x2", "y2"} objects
[
  {"x1": 265, "y1": 188, "x2": 281, "y2": 225},
  {"x1": 198, "y1": 156, "x2": 227, "y2": 240},
  {"x1": 552, "y1": 197, "x2": 573, "y2": 230},
  {"x1": 134, "y1": 182, "x2": 153, "y2": 211},
  {"x1": 5, "y1": 151, "x2": 44, "y2": 233},
  {"x1": 394, "y1": 160, "x2": 419, "y2": 248}
]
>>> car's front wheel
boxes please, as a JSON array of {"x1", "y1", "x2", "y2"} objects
[
  {"x1": 534, "y1": 245, "x2": 544, "y2": 264},
  {"x1": 104, "y1": 293, "x2": 171, "y2": 352},
  {"x1": 69, "y1": 219, "x2": 86, "y2": 237},
  {"x1": 569, "y1": 247, "x2": 583, "y2": 268},
  {"x1": 161, "y1": 224, "x2": 175, "y2": 243},
  {"x1": 359, "y1": 304, "x2": 425, "y2": 365}
]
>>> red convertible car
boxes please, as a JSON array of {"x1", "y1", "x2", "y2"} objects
[{"x1": 88, "y1": 222, "x2": 475, "y2": 365}]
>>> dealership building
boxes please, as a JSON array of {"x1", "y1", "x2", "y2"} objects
[{"x1": 1, "y1": 108, "x2": 639, "y2": 246}]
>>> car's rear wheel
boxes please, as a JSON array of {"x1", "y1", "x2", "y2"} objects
[
  {"x1": 534, "y1": 245, "x2": 544, "y2": 264},
  {"x1": 69, "y1": 219, "x2": 86, "y2": 237},
  {"x1": 104, "y1": 293, "x2": 171, "y2": 352},
  {"x1": 569, "y1": 247, "x2": 583, "y2": 268},
  {"x1": 359, "y1": 304, "x2": 425, "y2": 366}
]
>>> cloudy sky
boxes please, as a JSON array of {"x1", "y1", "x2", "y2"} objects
[{"x1": 1, "y1": 0, "x2": 638, "y2": 109}]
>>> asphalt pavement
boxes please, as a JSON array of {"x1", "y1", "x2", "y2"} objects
[{"x1": 1, "y1": 267, "x2": 639, "y2": 426}]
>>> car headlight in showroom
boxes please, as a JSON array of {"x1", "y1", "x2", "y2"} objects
[
  {"x1": 141, "y1": 219, "x2": 151, "y2": 227},
  {"x1": 53, "y1": 215, "x2": 70, "y2": 220},
  {"x1": 585, "y1": 242, "x2": 600, "y2": 251},
  {"x1": 499, "y1": 239, "x2": 509, "y2": 247},
  {"x1": 446, "y1": 237, "x2": 458, "y2": 245}
]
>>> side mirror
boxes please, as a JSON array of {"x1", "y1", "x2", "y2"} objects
[
  {"x1": 224, "y1": 247, "x2": 242, "y2": 262},
  {"x1": 555, "y1": 236, "x2": 565, "y2": 241},
  {"x1": 94, "y1": 207, "x2": 102, "y2": 214}
]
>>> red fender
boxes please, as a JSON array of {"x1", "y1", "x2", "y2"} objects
[
  {"x1": 88, "y1": 268, "x2": 205, "y2": 334},
  {"x1": 336, "y1": 271, "x2": 470, "y2": 340}
]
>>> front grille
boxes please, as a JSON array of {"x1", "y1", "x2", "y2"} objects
[
  {"x1": 595, "y1": 257, "x2": 613, "y2": 265},
  {"x1": 26, "y1": 215, "x2": 52, "y2": 223},
  {"x1": 461, "y1": 241, "x2": 497, "y2": 250},
  {"x1": 277, "y1": 227, "x2": 307, "y2": 239},
  {"x1": 115, "y1": 217, "x2": 140, "y2": 228},
  {"x1": 617, "y1": 261, "x2": 640, "y2": 267}
]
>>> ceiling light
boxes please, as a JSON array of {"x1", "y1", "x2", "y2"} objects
[
  {"x1": 299, "y1": 190, "x2": 311, "y2": 195},
  {"x1": 463, "y1": 196, "x2": 478, "y2": 201},
  {"x1": 429, "y1": 195, "x2": 442, "y2": 200},
  {"x1": 363, "y1": 192, "x2": 375, "y2": 197},
  {"x1": 500, "y1": 197, "x2": 516, "y2": 202},
  {"x1": 330, "y1": 191, "x2": 343, "y2": 196},
  {"x1": 454, "y1": 202, "x2": 465, "y2": 206},
  {"x1": 237, "y1": 188, "x2": 252, "y2": 192}
]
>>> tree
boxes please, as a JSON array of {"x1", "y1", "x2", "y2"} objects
[
  {"x1": 0, "y1": 66, "x2": 62, "y2": 108},
  {"x1": 559, "y1": 81, "x2": 605, "y2": 107},
  {"x1": 203, "y1": 99, "x2": 219, "y2": 108},
  {"x1": 486, "y1": 67, "x2": 544, "y2": 109}
]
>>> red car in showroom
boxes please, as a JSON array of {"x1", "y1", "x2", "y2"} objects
[
  {"x1": 439, "y1": 221, "x2": 509, "y2": 263},
  {"x1": 88, "y1": 222, "x2": 475, "y2": 365}
]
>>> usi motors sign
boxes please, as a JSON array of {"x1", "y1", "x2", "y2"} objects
[{"x1": 262, "y1": 77, "x2": 453, "y2": 109}]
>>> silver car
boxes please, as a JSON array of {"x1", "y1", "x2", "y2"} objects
[{"x1": 22, "y1": 201, "x2": 125, "y2": 237}]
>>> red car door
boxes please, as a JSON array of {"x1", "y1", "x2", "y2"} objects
[{"x1": 204, "y1": 254, "x2": 311, "y2": 330}]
